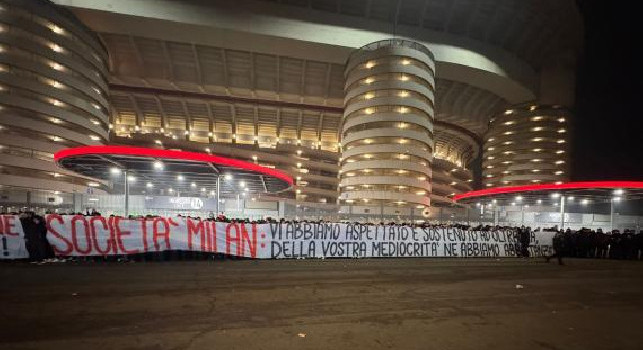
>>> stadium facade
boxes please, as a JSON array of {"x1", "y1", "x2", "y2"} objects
[{"x1": 0, "y1": 0, "x2": 583, "y2": 220}]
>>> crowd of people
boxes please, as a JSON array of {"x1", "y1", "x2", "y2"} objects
[{"x1": 6, "y1": 211, "x2": 643, "y2": 263}]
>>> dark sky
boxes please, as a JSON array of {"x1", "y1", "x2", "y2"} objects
[{"x1": 573, "y1": 1, "x2": 643, "y2": 181}]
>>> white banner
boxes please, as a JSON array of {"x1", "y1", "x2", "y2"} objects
[
  {"x1": 44, "y1": 215, "x2": 554, "y2": 259},
  {"x1": 1, "y1": 215, "x2": 28, "y2": 259}
]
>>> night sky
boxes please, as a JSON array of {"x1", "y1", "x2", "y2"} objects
[{"x1": 573, "y1": 1, "x2": 643, "y2": 181}]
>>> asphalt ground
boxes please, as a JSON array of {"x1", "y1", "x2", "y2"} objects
[{"x1": 1, "y1": 258, "x2": 642, "y2": 350}]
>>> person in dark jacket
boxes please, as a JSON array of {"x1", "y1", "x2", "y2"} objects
[{"x1": 546, "y1": 230, "x2": 566, "y2": 265}]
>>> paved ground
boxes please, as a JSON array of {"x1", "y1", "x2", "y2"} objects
[{"x1": 0, "y1": 258, "x2": 642, "y2": 350}]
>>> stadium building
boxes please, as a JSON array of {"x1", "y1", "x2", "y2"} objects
[{"x1": 0, "y1": 0, "x2": 583, "y2": 221}]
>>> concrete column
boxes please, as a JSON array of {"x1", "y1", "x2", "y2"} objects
[
  {"x1": 124, "y1": 170, "x2": 130, "y2": 217},
  {"x1": 215, "y1": 175, "x2": 220, "y2": 215},
  {"x1": 560, "y1": 195, "x2": 565, "y2": 230}
]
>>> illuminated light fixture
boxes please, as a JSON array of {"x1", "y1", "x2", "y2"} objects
[
  {"x1": 557, "y1": 139, "x2": 566, "y2": 144},
  {"x1": 399, "y1": 75, "x2": 409, "y2": 81},
  {"x1": 362, "y1": 168, "x2": 372, "y2": 173},
  {"x1": 49, "y1": 43, "x2": 63, "y2": 52},
  {"x1": 49, "y1": 117, "x2": 62, "y2": 124},
  {"x1": 296, "y1": 150, "x2": 303, "y2": 155},
  {"x1": 486, "y1": 174, "x2": 493, "y2": 178},
  {"x1": 488, "y1": 156, "x2": 495, "y2": 160},
  {"x1": 91, "y1": 119, "x2": 100, "y2": 125},
  {"x1": 492, "y1": 199, "x2": 497, "y2": 204},
  {"x1": 364, "y1": 93, "x2": 374, "y2": 100},
  {"x1": 486, "y1": 183, "x2": 493, "y2": 187},
  {"x1": 532, "y1": 137, "x2": 543, "y2": 142},
  {"x1": 153, "y1": 161, "x2": 163, "y2": 170},
  {"x1": 110, "y1": 167, "x2": 121, "y2": 175},
  {"x1": 51, "y1": 135, "x2": 62, "y2": 142},
  {"x1": 568, "y1": 196, "x2": 574, "y2": 201},
  {"x1": 365, "y1": 61, "x2": 375, "y2": 69},
  {"x1": 191, "y1": 182, "x2": 196, "y2": 188},
  {"x1": 253, "y1": 135, "x2": 258, "y2": 141},
  {"x1": 555, "y1": 171, "x2": 564, "y2": 175},
  {"x1": 296, "y1": 176, "x2": 302, "y2": 181},
  {"x1": 504, "y1": 121, "x2": 514, "y2": 126},
  {"x1": 362, "y1": 154, "x2": 373, "y2": 159},
  {"x1": 516, "y1": 196, "x2": 523, "y2": 201},
  {"x1": 92, "y1": 103, "x2": 101, "y2": 110},
  {"x1": 555, "y1": 160, "x2": 565, "y2": 164},
  {"x1": 252, "y1": 155, "x2": 258, "y2": 161},
  {"x1": 502, "y1": 161, "x2": 512, "y2": 164},
  {"x1": 450, "y1": 181, "x2": 457, "y2": 186},
  {"x1": 554, "y1": 203, "x2": 559, "y2": 206},
  {"x1": 557, "y1": 129, "x2": 566, "y2": 133},
  {"x1": 364, "y1": 108, "x2": 374, "y2": 115},
  {"x1": 581, "y1": 199, "x2": 589, "y2": 205},
  {"x1": 49, "y1": 24, "x2": 64, "y2": 34},
  {"x1": 346, "y1": 172, "x2": 356, "y2": 177},
  {"x1": 232, "y1": 134, "x2": 237, "y2": 139},
  {"x1": 401, "y1": 59, "x2": 411, "y2": 65},
  {"x1": 296, "y1": 162, "x2": 302, "y2": 168},
  {"x1": 184, "y1": 130, "x2": 190, "y2": 136},
  {"x1": 533, "y1": 148, "x2": 542, "y2": 152},
  {"x1": 239, "y1": 180, "x2": 246, "y2": 188},
  {"x1": 503, "y1": 131, "x2": 514, "y2": 135},
  {"x1": 50, "y1": 62, "x2": 64, "y2": 71},
  {"x1": 50, "y1": 99, "x2": 63, "y2": 106},
  {"x1": 175, "y1": 175, "x2": 184, "y2": 181},
  {"x1": 364, "y1": 77, "x2": 374, "y2": 84},
  {"x1": 127, "y1": 176, "x2": 136, "y2": 183},
  {"x1": 504, "y1": 109, "x2": 513, "y2": 115},
  {"x1": 224, "y1": 174, "x2": 232, "y2": 180},
  {"x1": 168, "y1": 188, "x2": 174, "y2": 193},
  {"x1": 503, "y1": 151, "x2": 515, "y2": 155},
  {"x1": 88, "y1": 182, "x2": 100, "y2": 187},
  {"x1": 532, "y1": 159, "x2": 542, "y2": 162},
  {"x1": 556, "y1": 150, "x2": 565, "y2": 154},
  {"x1": 613, "y1": 196, "x2": 621, "y2": 202},
  {"x1": 398, "y1": 90, "x2": 409, "y2": 97},
  {"x1": 244, "y1": 188, "x2": 249, "y2": 192},
  {"x1": 399, "y1": 107, "x2": 409, "y2": 113},
  {"x1": 208, "y1": 132, "x2": 213, "y2": 137},
  {"x1": 511, "y1": 202, "x2": 516, "y2": 206},
  {"x1": 346, "y1": 159, "x2": 356, "y2": 163},
  {"x1": 398, "y1": 138, "x2": 408, "y2": 144},
  {"x1": 557, "y1": 118, "x2": 566, "y2": 122},
  {"x1": 486, "y1": 165, "x2": 494, "y2": 169},
  {"x1": 416, "y1": 205, "x2": 425, "y2": 209},
  {"x1": 415, "y1": 190, "x2": 426, "y2": 195},
  {"x1": 537, "y1": 199, "x2": 542, "y2": 204},
  {"x1": 146, "y1": 182, "x2": 153, "y2": 188},
  {"x1": 532, "y1": 127, "x2": 543, "y2": 132},
  {"x1": 50, "y1": 80, "x2": 63, "y2": 88},
  {"x1": 396, "y1": 169, "x2": 408, "y2": 174},
  {"x1": 531, "y1": 116, "x2": 543, "y2": 121},
  {"x1": 205, "y1": 148, "x2": 211, "y2": 153},
  {"x1": 488, "y1": 138, "x2": 495, "y2": 142},
  {"x1": 345, "y1": 199, "x2": 354, "y2": 203},
  {"x1": 532, "y1": 169, "x2": 540, "y2": 172},
  {"x1": 555, "y1": 181, "x2": 563, "y2": 185},
  {"x1": 154, "y1": 140, "x2": 162, "y2": 146},
  {"x1": 476, "y1": 203, "x2": 481, "y2": 207},
  {"x1": 503, "y1": 141, "x2": 513, "y2": 145},
  {"x1": 90, "y1": 135, "x2": 100, "y2": 141},
  {"x1": 529, "y1": 105, "x2": 537, "y2": 111},
  {"x1": 502, "y1": 170, "x2": 510, "y2": 174},
  {"x1": 551, "y1": 193, "x2": 561, "y2": 198},
  {"x1": 418, "y1": 176, "x2": 426, "y2": 181},
  {"x1": 201, "y1": 187, "x2": 206, "y2": 192},
  {"x1": 488, "y1": 147, "x2": 495, "y2": 151},
  {"x1": 614, "y1": 189, "x2": 624, "y2": 195}
]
